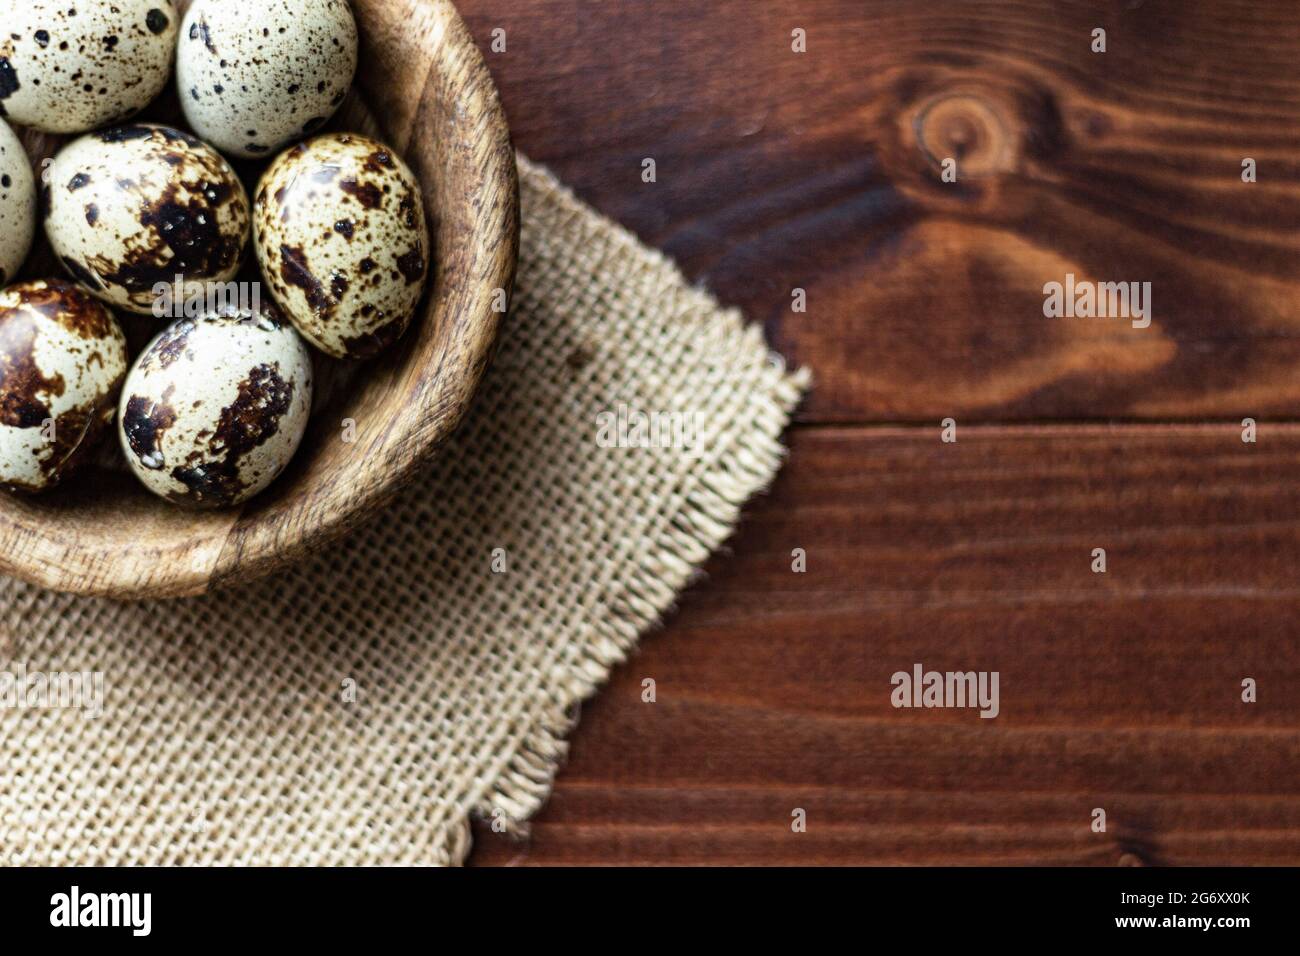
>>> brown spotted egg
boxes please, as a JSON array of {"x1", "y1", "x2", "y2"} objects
[
  {"x1": 254, "y1": 133, "x2": 430, "y2": 359},
  {"x1": 0, "y1": 0, "x2": 178, "y2": 134},
  {"x1": 0, "y1": 279, "x2": 128, "y2": 492},
  {"x1": 119, "y1": 304, "x2": 313, "y2": 508},
  {"x1": 0, "y1": 118, "x2": 36, "y2": 287},
  {"x1": 179, "y1": 0, "x2": 358, "y2": 160},
  {"x1": 44, "y1": 124, "x2": 251, "y2": 316}
]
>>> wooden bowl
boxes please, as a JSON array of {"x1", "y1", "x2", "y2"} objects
[{"x1": 0, "y1": 0, "x2": 519, "y2": 598}]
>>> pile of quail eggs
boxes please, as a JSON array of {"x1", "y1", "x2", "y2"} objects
[{"x1": 0, "y1": 0, "x2": 430, "y2": 508}]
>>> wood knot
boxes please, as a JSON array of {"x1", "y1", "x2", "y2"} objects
[{"x1": 913, "y1": 93, "x2": 1017, "y2": 178}]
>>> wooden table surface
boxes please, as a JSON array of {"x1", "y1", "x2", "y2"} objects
[{"x1": 461, "y1": 0, "x2": 1300, "y2": 865}]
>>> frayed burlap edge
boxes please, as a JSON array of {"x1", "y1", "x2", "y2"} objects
[{"x1": 445, "y1": 155, "x2": 811, "y2": 865}]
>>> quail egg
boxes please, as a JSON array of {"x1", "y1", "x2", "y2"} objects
[
  {"x1": 179, "y1": 0, "x2": 358, "y2": 160},
  {"x1": 0, "y1": 279, "x2": 128, "y2": 492},
  {"x1": 0, "y1": 118, "x2": 36, "y2": 287},
  {"x1": 44, "y1": 124, "x2": 250, "y2": 316},
  {"x1": 119, "y1": 304, "x2": 313, "y2": 508},
  {"x1": 254, "y1": 133, "x2": 429, "y2": 359},
  {"x1": 0, "y1": 0, "x2": 178, "y2": 134}
]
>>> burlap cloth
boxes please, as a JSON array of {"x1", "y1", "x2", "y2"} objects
[{"x1": 0, "y1": 156, "x2": 808, "y2": 866}]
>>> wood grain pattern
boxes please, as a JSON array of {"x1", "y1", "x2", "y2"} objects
[
  {"x1": 460, "y1": 0, "x2": 1300, "y2": 424},
  {"x1": 470, "y1": 426, "x2": 1300, "y2": 865},
  {"x1": 0, "y1": 0, "x2": 519, "y2": 597},
  {"x1": 454, "y1": 0, "x2": 1300, "y2": 864}
]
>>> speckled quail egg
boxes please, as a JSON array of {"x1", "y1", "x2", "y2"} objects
[
  {"x1": 0, "y1": 0, "x2": 178, "y2": 134},
  {"x1": 0, "y1": 279, "x2": 128, "y2": 492},
  {"x1": 118, "y1": 304, "x2": 313, "y2": 508},
  {"x1": 0, "y1": 118, "x2": 36, "y2": 287},
  {"x1": 254, "y1": 133, "x2": 430, "y2": 359},
  {"x1": 179, "y1": 0, "x2": 358, "y2": 160},
  {"x1": 44, "y1": 124, "x2": 250, "y2": 315}
]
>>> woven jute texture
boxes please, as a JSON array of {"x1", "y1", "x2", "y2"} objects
[{"x1": 0, "y1": 155, "x2": 808, "y2": 866}]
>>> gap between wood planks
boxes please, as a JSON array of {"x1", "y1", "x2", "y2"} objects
[{"x1": 790, "y1": 420, "x2": 1300, "y2": 431}]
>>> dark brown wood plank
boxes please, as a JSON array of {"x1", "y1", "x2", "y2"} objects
[
  {"x1": 460, "y1": 0, "x2": 1300, "y2": 423},
  {"x1": 469, "y1": 424, "x2": 1300, "y2": 864}
]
